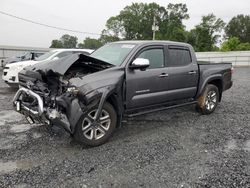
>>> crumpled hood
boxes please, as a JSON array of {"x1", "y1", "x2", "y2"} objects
[
  {"x1": 69, "y1": 66, "x2": 125, "y2": 99},
  {"x1": 24, "y1": 53, "x2": 113, "y2": 75}
]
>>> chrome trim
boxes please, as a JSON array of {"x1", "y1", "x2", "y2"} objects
[
  {"x1": 131, "y1": 58, "x2": 150, "y2": 66},
  {"x1": 158, "y1": 73, "x2": 169, "y2": 78},
  {"x1": 188, "y1": 71, "x2": 197, "y2": 75},
  {"x1": 21, "y1": 103, "x2": 39, "y2": 115},
  {"x1": 135, "y1": 89, "x2": 150, "y2": 94},
  {"x1": 13, "y1": 87, "x2": 44, "y2": 116}
]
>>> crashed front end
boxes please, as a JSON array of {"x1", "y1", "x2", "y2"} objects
[
  {"x1": 13, "y1": 84, "x2": 84, "y2": 133},
  {"x1": 12, "y1": 54, "x2": 116, "y2": 133}
]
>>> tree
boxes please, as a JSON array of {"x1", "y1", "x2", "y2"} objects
[
  {"x1": 78, "y1": 37, "x2": 103, "y2": 49},
  {"x1": 60, "y1": 34, "x2": 78, "y2": 48},
  {"x1": 119, "y1": 2, "x2": 167, "y2": 40},
  {"x1": 225, "y1": 15, "x2": 250, "y2": 43},
  {"x1": 103, "y1": 3, "x2": 189, "y2": 41},
  {"x1": 99, "y1": 29, "x2": 120, "y2": 44},
  {"x1": 158, "y1": 3, "x2": 189, "y2": 41},
  {"x1": 221, "y1": 37, "x2": 241, "y2": 51},
  {"x1": 236, "y1": 42, "x2": 250, "y2": 51},
  {"x1": 104, "y1": 16, "x2": 124, "y2": 38},
  {"x1": 50, "y1": 40, "x2": 63, "y2": 48},
  {"x1": 187, "y1": 14, "x2": 225, "y2": 51},
  {"x1": 50, "y1": 34, "x2": 78, "y2": 48},
  {"x1": 221, "y1": 37, "x2": 250, "y2": 51}
]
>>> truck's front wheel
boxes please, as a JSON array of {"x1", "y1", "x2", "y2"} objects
[
  {"x1": 196, "y1": 84, "x2": 219, "y2": 115},
  {"x1": 73, "y1": 102, "x2": 117, "y2": 146}
]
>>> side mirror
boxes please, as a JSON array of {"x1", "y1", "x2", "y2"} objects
[
  {"x1": 130, "y1": 58, "x2": 150, "y2": 70},
  {"x1": 52, "y1": 56, "x2": 59, "y2": 61}
]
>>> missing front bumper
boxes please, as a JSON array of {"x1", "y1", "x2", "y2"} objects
[
  {"x1": 13, "y1": 87, "x2": 44, "y2": 116},
  {"x1": 13, "y1": 87, "x2": 84, "y2": 133},
  {"x1": 13, "y1": 88, "x2": 48, "y2": 126}
]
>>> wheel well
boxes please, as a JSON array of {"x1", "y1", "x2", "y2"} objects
[
  {"x1": 106, "y1": 93, "x2": 122, "y2": 127},
  {"x1": 208, "y1": 79, "x2": 223, "y2": 101},
  {"x1": 106, "y1": 95, "x2": 118, "y2": 112}
]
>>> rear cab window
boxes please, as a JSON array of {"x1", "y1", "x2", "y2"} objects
[{"x1": 167, "y1": 46, "x2": 192, "y2": 67}]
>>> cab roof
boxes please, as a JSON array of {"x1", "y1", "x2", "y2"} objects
[{"x1": 113, "y1": 40, "x2": 192, "y2": 48}]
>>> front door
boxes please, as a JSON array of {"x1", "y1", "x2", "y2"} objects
[{"x1": 126, "y1": 46, "x2": 169, "y2": 109}]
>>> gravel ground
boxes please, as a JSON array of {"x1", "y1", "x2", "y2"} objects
[{"x1": 0, "y1": 68, "x2": 250, "y2": 188}]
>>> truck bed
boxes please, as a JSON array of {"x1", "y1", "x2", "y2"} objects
[{"x1": 197, "y1": 61, "x2": 233, "y2": 93}]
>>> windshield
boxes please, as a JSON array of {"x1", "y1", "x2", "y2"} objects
[
  {"x1": 21, "y1": 52, "x2": 31, "y2": 60},
  {"x1": 35, "y1": 51, "x2": 57, "y2": 61},
  {"x1": 90, "y1": 43, "x2": 136, "y2": 66}
]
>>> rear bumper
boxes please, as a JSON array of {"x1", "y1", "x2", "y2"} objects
[{"x1": 223, "y1": 80, "x2": 233, "y2": 91}]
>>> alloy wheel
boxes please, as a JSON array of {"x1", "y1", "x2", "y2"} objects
[
  {"x1": 81, "y1": 109, "x2": 111, "y2": 140},
  {"x1": 205, "y1": 90, "x2": 217, "y2": 111}
]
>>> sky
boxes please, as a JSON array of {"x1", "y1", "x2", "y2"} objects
[{"x1": 0, "y1": 0, "x2": 249, "y2": 48}]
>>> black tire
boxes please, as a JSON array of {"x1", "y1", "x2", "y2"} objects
[
  {"x1": 196, "y1": 84, "x2": 219, "y2": 115},
  {"x1": 73, "y1": 102, "x2": 117, "y2": 146}
]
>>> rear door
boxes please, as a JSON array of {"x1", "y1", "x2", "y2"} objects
[
  {"x1": 165, "y1": 45, "x2": 199, "y2": 101},
  {"x1": 126, "y1": 45, "x2": 169, "y2": 109}
]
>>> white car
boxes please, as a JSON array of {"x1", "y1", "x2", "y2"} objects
[{"x1": 2, "y1": 49, "x2": 94, "y2": 86}]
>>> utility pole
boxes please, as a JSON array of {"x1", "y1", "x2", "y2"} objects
[{"x1": 152, "y1": 16, "x2": 159, "y2": 40}]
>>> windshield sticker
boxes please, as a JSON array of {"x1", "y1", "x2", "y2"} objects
[{"x1": 121, "y1": 45, "x2": 135, "y2": 49}]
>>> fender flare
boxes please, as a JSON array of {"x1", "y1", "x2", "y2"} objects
[
  {"x1": 71, "y1": 85, "x2": 121, "y2": 133},
  {"x1": 197, "y1": 74, "x2": 223, "y2": 99}
]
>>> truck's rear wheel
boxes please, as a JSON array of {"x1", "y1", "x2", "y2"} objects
[
  {"x1": 196, "y1": 84, "x2": 219, "y2": 115},
  {"x1": 73, "y1": 102, "x2": 117, "y2": 146}
]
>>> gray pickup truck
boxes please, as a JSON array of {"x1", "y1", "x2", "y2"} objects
[{"x1": 13, "y1": 41, "x2": 233, "y2": 146}]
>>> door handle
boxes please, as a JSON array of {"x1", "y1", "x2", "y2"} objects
[
  {"x1": 158, "y1": 73, "x2": 169, "y2": 78},
  {"x1": 188, "y1": 71, "x2": 197, "y2": 75}
]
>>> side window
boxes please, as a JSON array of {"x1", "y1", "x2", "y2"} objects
[
  {"x1": 137, "y1": 48, "x2": 164, "y2": 69},
  {"x1": 34, "y1": 53, "x2": 43, "y2": 58},
  {"x1": 168, "y1": 47, "x2": 192, "y2": 67},
  {"x1": 55, "y1": 51, "x2": 73, "y2": 58}
]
